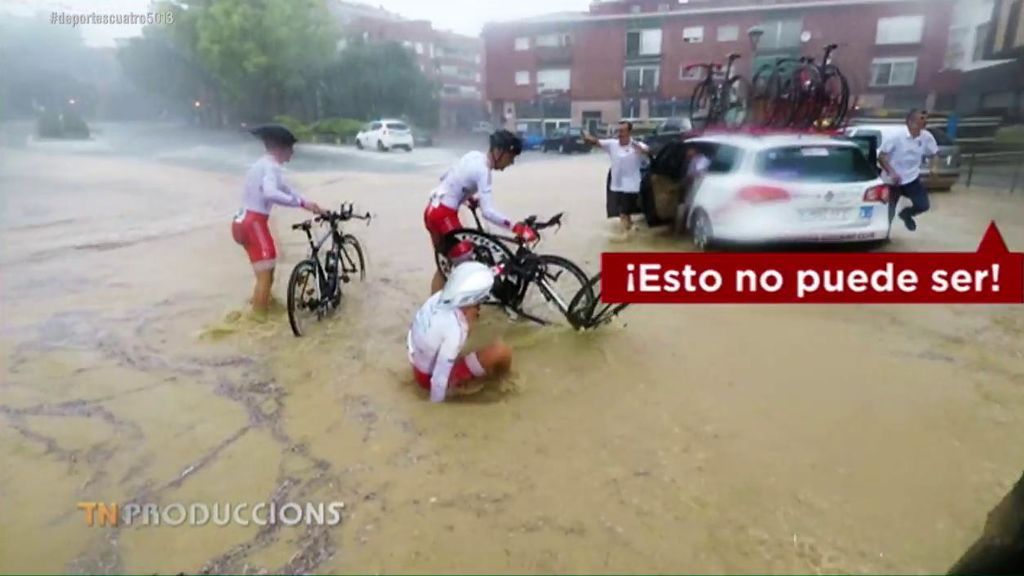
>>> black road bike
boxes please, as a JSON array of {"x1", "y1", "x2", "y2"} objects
[
  {"x1": 286, "y1": 202, "x2": 371, "y2": 337},
  {"x1": 687, "y1": 52, "x2": 750, "y2": 131},
  {"x1": 434, "y1": 208, "x2": 598, "y2": 329},
  {"x1": 751, "y1": 43, "x2": 850, "y2": 129}
]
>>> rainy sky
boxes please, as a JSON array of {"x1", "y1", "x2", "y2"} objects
[{"x1": 0, "y1": 0, "x2": 594, "y2": 45}]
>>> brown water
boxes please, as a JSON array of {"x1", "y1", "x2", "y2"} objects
[{"x1": 1, "y1": 146, "x2": 1023, "y2": 574}]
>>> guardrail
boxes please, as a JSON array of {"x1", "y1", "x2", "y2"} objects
[{"x1": 963, "y1": 151, "x2": 1024, "y2": 194}]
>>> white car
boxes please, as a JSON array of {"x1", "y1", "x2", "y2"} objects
[
  {"x1": 355, "y1": 119, "x2": 414, "y2": 152},
  {"x1": 680, "y1": 133, "x2": 891, "y2": 250}
]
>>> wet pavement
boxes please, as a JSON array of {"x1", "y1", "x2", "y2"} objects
[{"x1": 1, "y1": 122, "x2": 1023, "y2": 574}]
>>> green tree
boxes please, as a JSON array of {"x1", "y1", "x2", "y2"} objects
[
  {"x1": 194, "y1": 0, "x2": 336, "y2": 120},
  {"x1": 323, "y1": 40, "x2": 439, "y2": 129}
]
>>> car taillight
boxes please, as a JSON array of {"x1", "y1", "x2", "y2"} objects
[
  {"x1": 863, "y1": 184, "x2": 889, "y2": 203},
  {"x1": 737, "y1": 185, "x2": 790, "y2": 203}
]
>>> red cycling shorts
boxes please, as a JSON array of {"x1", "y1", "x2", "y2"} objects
[
  {"x1": 424, "y1": 203, "x2": 473, "y2": 260},
  {"x1": 412, "y1": 355, "x2": 480, "y2": 391},
  {"x1": 231, "y1": 210, "x2": 276, "y2": 270}
]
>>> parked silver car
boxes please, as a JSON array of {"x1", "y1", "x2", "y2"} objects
[{"x1": 844, "y1": 124, "x2": 961, "y2": 190}]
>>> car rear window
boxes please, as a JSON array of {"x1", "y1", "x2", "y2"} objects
[
  {"x1": 386, "y1": 122, "x2": 409, "y2": 131},
  {"x1": 929, "y1": 127, "x2": 954, "y2": 146},
  {"x1": 756, "y1": 145, "x2": 878, "y2": 183}
]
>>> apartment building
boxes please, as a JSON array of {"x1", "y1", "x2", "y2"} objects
[{"x1": 482, "y1": 0, "x2": 955, "y2": 132}]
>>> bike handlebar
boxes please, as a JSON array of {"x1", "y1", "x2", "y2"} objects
[
  {"x1": 293, "y1": 202, "x2": 373, "y2": 231},
  {"x1": 523, "y1": 212, "x2": 564, "y2": 232}
]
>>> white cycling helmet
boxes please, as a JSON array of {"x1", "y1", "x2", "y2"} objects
[{"x1": 439, "y1": 261, "x2": 495, "y2": 308}]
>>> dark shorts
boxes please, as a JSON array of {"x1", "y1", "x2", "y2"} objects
[{"x1": 611, "y1": 191, "x2": 640, "y2": 216}]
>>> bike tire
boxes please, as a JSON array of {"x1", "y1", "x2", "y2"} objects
[
  {"x1": 287, "y1": 259, "x2": 319, "y2": 338},
  {"x1": 568, "y1": 273, "x2": 630, "y2": 329},
  {"x1": 341, "y1": 234, "x2": 366, "y2": 281},
  {"x1": 818, "y1": 64, "x2": 850, "y2": 129},
  {"x1": 751, "y1": 64, "x2": 777, "y2": 127},
  {"x1": 689, "y1": 81, "x2": 712, "y2": 131},
  {"x1": 724, "y1": 75, "x2": 751, "y2": 129},
  {"x1": 767, "y1": 59, "x2": 800, "y2": 128},
  {"x1": 788, "y1": 62, "x2": 822, "y2": 129},
  {"x1": 518, "y1": 254, "x2": 593, "y2": 329},
  {"x1": 434, "y1": 228, "x2": 515, "y2": 281}
]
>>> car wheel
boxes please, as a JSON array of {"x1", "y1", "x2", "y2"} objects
[
  {"x1": 355, "y1": 138, "x2": 363, "y2": 149},
  {"x1": 377, "y1": 140, "x2": 387, "y2": 152},
  {"x1": 559, "y1": 143, "x2": 566, "y2": 154},
  {"x1": 691, "y1": 209, "x2": 714, "y2": 251}
]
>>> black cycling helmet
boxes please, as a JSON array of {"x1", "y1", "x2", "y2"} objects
[
  {"x1": 489, "y1": 129, "x2": 523, "y2": 156},
  {"x1": 250, "y1": 123, "x2": 298, "y2": 147}
]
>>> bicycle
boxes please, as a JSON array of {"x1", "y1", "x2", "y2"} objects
[
  {"x1": 286, "y1": 202, "x2": 371, "y2": 337},
  {"x1": 686, "y1": 53, "x2": 750, "y2": 131},
  {"x1": 433, "y1": 207, "x2": 596, "y2": 329},
  {"x1": 567, "y1": 272, "x2": 631, "y2": 330},
  {"x1": 793, "y1": 43, "x2": 850, "y2": 130}
]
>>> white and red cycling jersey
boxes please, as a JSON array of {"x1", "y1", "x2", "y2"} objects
[
  {"x1": 428, "y1": 151, "x2": 512, "y2": 228},
  {"x1": 407, "y1": 292, "x2": 485, "y2": 402}
]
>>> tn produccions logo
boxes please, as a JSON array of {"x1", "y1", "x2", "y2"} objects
[{"x1": 77, "y1": 501, "x2": 345, "y2": 527}]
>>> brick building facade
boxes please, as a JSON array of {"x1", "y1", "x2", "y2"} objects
[
  {"x1": 483, "y1": 0, "x2": 955, "y2": 133},
  {"x1": 328, "y1": 0, "x2": 486, "y2": 131}
]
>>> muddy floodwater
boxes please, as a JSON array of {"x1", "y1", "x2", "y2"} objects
[{"x1": 2, "y1": 123, "x2": 1023, "y2": 574}]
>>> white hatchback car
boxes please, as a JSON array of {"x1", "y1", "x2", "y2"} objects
[
  {"x1": 355, "y1": 119, "x2": 414, "y2": 152},
  {"x1": 680, "y1": 133, "x2": 891, "y2": 250}
]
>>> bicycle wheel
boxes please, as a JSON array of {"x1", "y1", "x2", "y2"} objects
[
  {"x1": 767, "y1": 60, "x2": 799, "y2": 128},
  {"x1": 817, "y1": 65, "x2": 850, "y2": 129},
  {"x1": 724, "y1": 75, "x2": 751, "y2": 128},
  {"x1": 788, "y1": 62, "x2": 822, "y2": 129},
  {"x1": 287, "y1": 259, "x2": 320, "y2": 337},
  {"x1": 750, "y1": 64, "x2": 777, "y2": 127},
  {"x1": 517, "y1": 254, "x2": 593, "y2": 328},
  {"x1": 688, "y1": 81, "x2": 712, "y2": 131},
  {"x1": 434, "y1": 228, "x2": 514, "y2": 280},
  {"x1": 340, "y1": 234, "x2": 366, "y2": 281},
  {"x1": 567, "y1": 273, "x2": 630, "y2": 330}
]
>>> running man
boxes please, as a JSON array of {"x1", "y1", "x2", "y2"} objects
[
  {"x1": 231, "y1": 124, "x2": 323, "y2": 314},
  {"x1": 408, "y1": 261, "x2": 513, "y2": 402},
  {"x1": 878, "y1": 109, "x2": 939, "y2": 232}
]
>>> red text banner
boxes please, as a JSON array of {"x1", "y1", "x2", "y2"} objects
[{"x1": 601, "y1": 222, "x2": 1024, "y2": 305}]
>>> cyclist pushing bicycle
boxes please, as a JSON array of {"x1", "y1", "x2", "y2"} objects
[{"x1": 423, "y1": 129, "x2": 538, "y2": 294}]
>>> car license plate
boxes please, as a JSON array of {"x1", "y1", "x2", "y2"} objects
[
  {"x1": 859, "y1": 206, "x2": 873, "y2": 219},
  {"x1": 800, "y1": 208, "x2": 851, "y2": 221}
]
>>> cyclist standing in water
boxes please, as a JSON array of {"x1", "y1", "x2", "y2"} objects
[
  {"x1": 232, "y1": 124, "x2": 323, "y2": 314},
  {"x1": 424, "y1": 129, "x2": 536, "y2": 293},
  {"x1": 408, "y1": 261, "x2": 513, "y2": 402}
]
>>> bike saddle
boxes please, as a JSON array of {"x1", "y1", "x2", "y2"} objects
[
  {"x1": 825, "y1": 43, "x2": 838, "y2": 50},
  {"x1": 727, "y1": 52, "x2": 741, "y2": 60},
  {"x1": 291, "y1": 220, "x2": 312, "y2": 231}
]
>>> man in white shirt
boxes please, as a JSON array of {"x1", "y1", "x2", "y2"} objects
[
  {"x1": 878, "y1": 109, "x2": 939, "y2": 232},
  {"x1": 584, "y1": 121, "x2": 650, "y2": 233}
]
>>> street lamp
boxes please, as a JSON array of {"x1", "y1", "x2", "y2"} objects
[
  {"x1": 68, "y1": 98, "x2": 76, "y2": 105},
  {"x1": 194, "y1": 100, "x2": 202, "y2": 108},
  {"x1": 747, "y1": 26, "x2": 764, "y2": 52}
]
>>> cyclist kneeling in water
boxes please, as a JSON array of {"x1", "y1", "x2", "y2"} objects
[
  {"x1": 408, "y1": 261, "x2": 512, "y2": 402},
  {"x1": 424, "y1": 129, "x2": 537, "y2": 293},
  {"x1": 232, "y1": 124, "x2": 323, "y2": 314}
]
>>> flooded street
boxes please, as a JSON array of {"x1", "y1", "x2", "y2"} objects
[{"x1": 2, "y1": 122, "x2": 1023, "y2": 574}]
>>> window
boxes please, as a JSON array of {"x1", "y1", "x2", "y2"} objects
[
  {"x1": 415, "y1": 42, "x2": 424, "y2": 54},
  {"x1": 658, "y1": 3, "x2": 670, "y2": 11},
  {"x1": 973, "y1": 22, "x2": 990, "y2": 61},
  {"x1": 876, "y1": 15, "x2": 924, "y2": 45},
  {"x1": 515, "y1": 70, "x2": 531, "y2": 85},
  {"x1": 758, "y1": 19, "x2": 802, "y2": 50},
  {"x1": 624, "y1": 65, "x2": 659, "y2": 92},
  {"x1": 683, "y1": 26, "x2": 704, "y2": 43},
  {"x1": 370, "y1": 122, "x2": 382, "y2": 130},
  {"x1": 680, "y1": 64, "x2": 724, "y2": 80},
  {"x1": 756, "y1": 146, "x2": 877, "y2": 183},
  {"x1": 945, "y1": 26, "x2": 968, "y2": 68},
  {"x1": 717, "y1": 25, "x2": 739, "y2": 42},
  {"x1": 515, "y1": 37, "x2": 530, "y2": 51},
  {"x1": 384, "y1": 122, "x2": 409, "y2": 131},
  {"x1": 475, "y1": 73, "x2": 482, "y2": 82},
  {"x1": 626, "y1": 29, "x2": 662, "y2": 56},
  {"x1": 630, "y1": 5, "x2": 641, "y2": 13},
  {"x1": 870, "y1": 57, "x2": 918, "y2": 87},
  {"x1": 537, "y1": 68, "x2": 571, "y2": 91}
]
